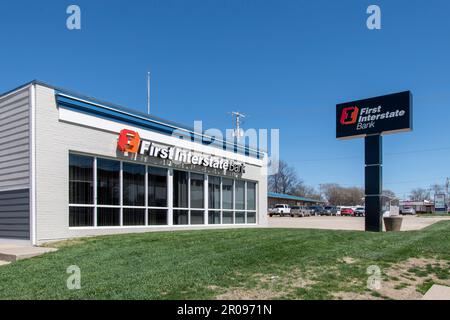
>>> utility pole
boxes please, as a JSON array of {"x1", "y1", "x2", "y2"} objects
[
  {"x1": 229, "y1": 111, "x2": 246, "y2": 142},
  {"x1": 147, "y1": 71, "x2": 151, "y2": 115}
]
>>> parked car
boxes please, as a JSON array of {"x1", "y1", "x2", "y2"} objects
[
  {"x1": 335, "y1": 206, "x2": 342, "y2": 216},
  {"x1": 323, "y1": 206, "x2": 338, "y2": 216},
  {"x1": 290, "y1": 206, "x2": 311, "y2": 217},
  {"x1": 400, "y1": 206, "x2": 416, "y2": 215},
  {"x1": 354, "y1": 206, "x2": 365, "y2": 217},
  {"x1": 308, "y1": 205, "x2": 325, "y2": 216},
  {"x1": 268, "y1": 204, "x2": 291, "y2": 217},
  {"x1": 340, "y1": 207, "x2": 354, "y2": 216}
]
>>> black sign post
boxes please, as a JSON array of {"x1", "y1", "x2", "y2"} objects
[
  {"x1": 365, "y1": 134, "x2": 382, "y2": 231},
  {"x1": 336, "y1": 91, "x2": 412, "y2": 232}
]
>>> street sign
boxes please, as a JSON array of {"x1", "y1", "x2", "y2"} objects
[
  {"x1": 337, "y1": 91, "x2": 412, "y2": 139},
  {"x1": 434, "y1": 194, "x2": 446, "y2": 212}
]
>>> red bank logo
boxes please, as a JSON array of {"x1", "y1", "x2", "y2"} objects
[
  {"x1": 340, "y1": 106, "x2": 359, "y2": 125},
  {"x1": 118, "y1": 129, "x2": 141, "y2": 153}
]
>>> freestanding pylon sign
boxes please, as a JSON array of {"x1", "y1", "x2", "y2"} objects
[{"x1": 336, "y1": 91, "x2": 413, "y2": 232}]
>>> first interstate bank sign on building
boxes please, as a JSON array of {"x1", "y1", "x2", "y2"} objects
[{"x1": 336, "y1": 91, "x2": 413, "y2": 139}]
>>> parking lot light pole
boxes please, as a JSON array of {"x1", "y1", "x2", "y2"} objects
[{"x1": 365, "y1": 134, "x2": 383, "y2": 232}]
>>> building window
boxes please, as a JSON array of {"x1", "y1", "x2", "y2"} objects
[
  {"x1": 173, "y1": 209, "x2": 188, "y2": 225},
  {"x1": 208, "y1": 176, "x2": 221, "y2": 224},
  {"x1": 69, "y1": 207, "x2": 93, "y2": 227},
  {"x1": 208, "y1": 176, "x2": 221, "y2": 209},
  {"x1": 97, "y1": 207, "x2": 120, "y2": 226},
  {"x1": 97, "y1": 158, "x2": 120, "y2": 205},
  {"x1": 247, "y1": 182, "x2": 256, "y2": 211},
  {"x1": 222, "y1": 178, "x2": 234, "y2": 224},
  {"x1": 123, "y1": 208, "x2": 145, "y2": 226},
  {"x1": 235, "y1": 211, "x2": 245, "y2": 224},
  {"x1": 148, "y1": 209, "x2": 167, "y2": 225},
  {"x1": 148, "y1": 167, "x2": 167, "y2": 207},
  {"x1": 235, "y1": 180, "x2": 245, "y2": 210},
  {"x1": 222, "y1": 178, "x2": 233, "y2": 210},
  {"x1": 208, "y1": 211, "x2": 221, "y2": 224},
  {"x1": 190, "y1": 173, "x2": 204, "y2": 209},
  {"x1": 190, "y1": 210, "x2": 205, "y2": 225},
  {"x1": 173, "y1": 170, "x2": 188, "y2": 208},
  {"x1": 69, "y1": 154, "x2": 94, "y2": 227},
  {"x1": 123, "y1": 163, "x2": 145, "y2": 207},
  {"x1": 222, "y1": 211, "x2": 233, "y2": 224},
  {"x1": 247, "y1": 211, "x2": 256, "y2": 224},
  {"x1": 69, "y1": 154, "x2": 94, "y2": 205},
  {"x1": 246, "y1": 182, "x2": 257, "y2": 224}
]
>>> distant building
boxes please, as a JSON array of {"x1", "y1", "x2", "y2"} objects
[
  {"x1": 268, "y1": 192, "x2": 325, "y2": 208},
  {"x1": 399, "y1": 200, "x2": 434, "y2": 214}
]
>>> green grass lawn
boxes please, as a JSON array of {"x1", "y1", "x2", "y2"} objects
[
  {"x1": 417, "y1": 213, "x2": 450, "y2": 217},
  {"x1": 0, "y1": 221, "x2": 450, "y2": 300}
]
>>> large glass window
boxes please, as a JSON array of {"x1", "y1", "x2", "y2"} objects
[
  {"x1": 97, "y1": 159, "x2": 120, "y2": 205},
  {"x1": 69, "y1": 207, "x2": 93, "y2": 227},
  {"x1": 208, "y1": 176, "x2": 221, "y2": 209},
  {"x1": 208, "y1": 211, "x2": 221, "y2": 224},
  {"x1": 247, "y1": 182, "x2": 256, "y2": 210},
  {"x1": 149, "y1": 209, "x2": 167, "y2": 225},
  {"x1": 69, "y1": 154, "x2": 94, "y2": 227},
  {"x1": 123, "y1": 208, "x2": 145, "y2": 226},
  {"x1": 97, "y1": 208, "x2": 120, "y2": 226},
  {"x1": 223, "y1": 211, "x2": 233, "y2": 224},
  {"x1": 123, "y1": 163, "x2": 145, "y2": 206},
  {"x1": 148, "y1": 167, "x2": 167, "y2": 207},
  {"x1": 235, "y1": 211, "x2": 245, "y2": 224},
  {"x1": 247, "y1": 212, "x2": 256, "y2": 224},
  {"x1": 222, "y1": 178, "x2": 233, "y2": 210},
  {"x1": 173, "y1": 209, "x2": 188, "y2": 225},
  {"x1": 69, "y1": 154, "x2": 93, "y2": 204},
  {"x1": 235, "y1": 180, "x2": 245, "y2": 210},
  {"x1": 190, "y1": 173, "x2": 204, "y2": 208},
  {"x1": 173, "y1": 170, "x2": 188, "y2": 208},
  {"x1": 191, "y1": 210, "x2": 205, "y2": 225}
]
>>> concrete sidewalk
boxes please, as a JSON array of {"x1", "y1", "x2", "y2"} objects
[
  {"x1": 423, "y1": 285, "x2": 450, "y2": 300},
  {"x1": 0, "y1": 244, "x2": 57, "y2": 262}
]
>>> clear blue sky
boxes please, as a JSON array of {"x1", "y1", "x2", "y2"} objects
[{"x1": 1, "y1": 0, "x2": 450, "y2": 199}]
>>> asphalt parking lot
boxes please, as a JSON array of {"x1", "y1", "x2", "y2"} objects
[{"x1": 267, "y1": 215, "x2": 450, "y2": 231}]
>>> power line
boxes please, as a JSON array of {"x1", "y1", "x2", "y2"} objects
[{"x1": 294, "y1": 146, "x2": 450, "y2": 163}]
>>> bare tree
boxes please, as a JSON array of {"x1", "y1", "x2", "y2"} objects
[
  {"x1": 268, "y1": 160, "x2": 322, "y2": 200},
  {"x1": 430, "y1": 183, "x2": 444, "y2": 198},
  {"x1": 268, "y1": 160, "x2": 298, "y2": 194},
  {"x1": 410, "y1": 188, "x2": 430, "y2": 201},
  {"x1": 319, "y1": 183, "x2": 341, "y2": 205},
  {"x1": 293, "y1": 182, "x2": 322, "y2": 200},
  {"x1": 382, "y1": 189, "x2": 397, "y2": 199},
  {"x1": 319, "y1": 184, "x2": 364, "y2": 206}
]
